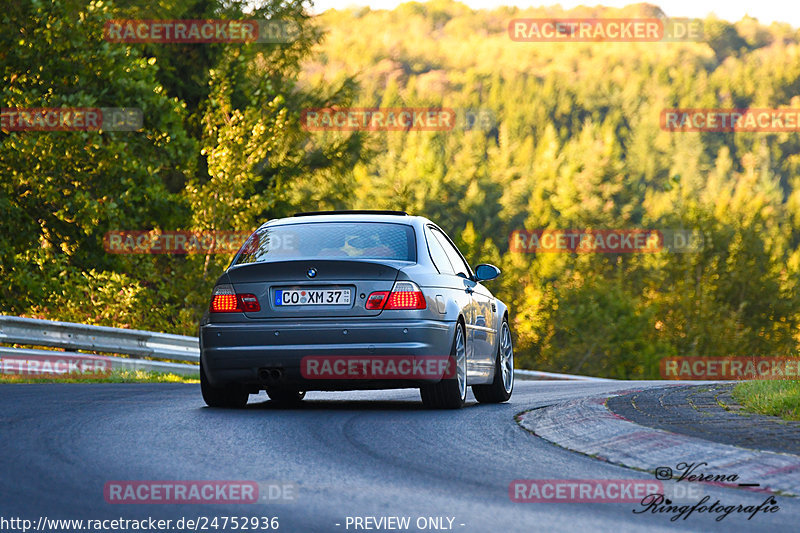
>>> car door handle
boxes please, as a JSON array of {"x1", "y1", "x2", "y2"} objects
[{"x1": 465, "y1": 287, "x2": 474, "y2": 294}]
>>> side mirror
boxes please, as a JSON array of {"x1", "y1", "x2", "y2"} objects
[{"x1": 474, "y1": 263, "x2": 501, "y2": 282}]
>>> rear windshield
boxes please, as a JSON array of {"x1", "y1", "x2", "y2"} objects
[{"x1": 234, "y1": 222, "x2": 416, "y2": 264}]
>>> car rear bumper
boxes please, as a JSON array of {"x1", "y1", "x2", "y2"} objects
[{"x1": 200, "y1": 318, "x2": 456, "y2": 389}]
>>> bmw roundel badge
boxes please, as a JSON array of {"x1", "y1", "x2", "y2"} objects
[{"x1": 307, "y1": 268, "x2": 317, "y2": 278}]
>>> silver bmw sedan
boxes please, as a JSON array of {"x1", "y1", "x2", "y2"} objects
[{"x1": 199, "y1": 211, "x2": 513, "y2": 409}]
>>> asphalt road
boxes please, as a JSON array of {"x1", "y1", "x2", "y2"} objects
[{"x1": 0, "y1": 381, "x2": 797, "y2": 533}]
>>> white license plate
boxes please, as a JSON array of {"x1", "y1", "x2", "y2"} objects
[{"x1": 275, "y1": 288, "x2": 351, "y2": 306}]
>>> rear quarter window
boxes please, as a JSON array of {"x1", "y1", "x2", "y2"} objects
[{"x1": 425, "y1": 225, "x2": 455, "y2": 274}]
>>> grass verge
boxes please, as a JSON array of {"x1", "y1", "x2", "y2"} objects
[
  {"x1": 0, "y1": 369, "x2": 200, "y2": 384},
  {"x1": 732, "y1": 380, "x2": 800, "y2": 421}
]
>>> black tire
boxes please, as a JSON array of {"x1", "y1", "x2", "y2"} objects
[
  {"x1": 200, "y1": 361, "x2": 249, "y2": 408},
  {"x1": 420, "y1": 321, "x2": 467, "y2": 409},
  {"x1": 266, "y1": 388, "x2": 306, "y2": 405},
  {"x1": 472, "y1": 319, "x2": 514, "y2": 404}
]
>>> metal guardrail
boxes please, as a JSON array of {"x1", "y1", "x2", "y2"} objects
[
  {"x1": 0, "y1": 315, "x2": 613, "y2": 381},
  {"x1": 0, "y1": 315, "x2": 198, "y2": 361},
  {"x1": 0, "y1": 315, "x2": 199, "y2": 376},
  {"x1": 514, "y1": 369, "x2": 615, "y2": 382}
]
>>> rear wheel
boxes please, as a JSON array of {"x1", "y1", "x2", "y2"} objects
[
  {"x1": 420, "y1": 321, "x2": 467, "y2": 409},
  {"x1": 200, "y1": 361, "x2": 249, "y2": 408},
  {"x1": 472, "y1": 319, "x2": 513, "y2": 403},
  {"x1": 266, "y1": 388, "x2": 306, "y2": 405}
]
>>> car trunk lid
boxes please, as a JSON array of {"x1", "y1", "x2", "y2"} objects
[{"x1": 225, "y1": 259, "x2": 406, "y2": 318}]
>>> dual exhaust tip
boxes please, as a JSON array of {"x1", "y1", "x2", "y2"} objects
[{"x1": 258, "y1": 367, "x2": 284, "y2": 384}]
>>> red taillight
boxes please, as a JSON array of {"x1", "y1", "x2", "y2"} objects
[
  {"x1": 366, "y1": 291, "x2": 390, "y2": 310},
  {"x1": 211, "y1": 294, "x2": 239, "y2": 312},
  {"x1": 367, "y1": 281, "x2": 426, "y2": 310},
  {"x1": 238, "y1": 294, "x2": 260, "y2": 312},
  {"x1": 210, "y1": 285, "x2": 260, "y2": 313},
  {"x1": 385, "y1": 290, "x2": 425, "y2": 309}
]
